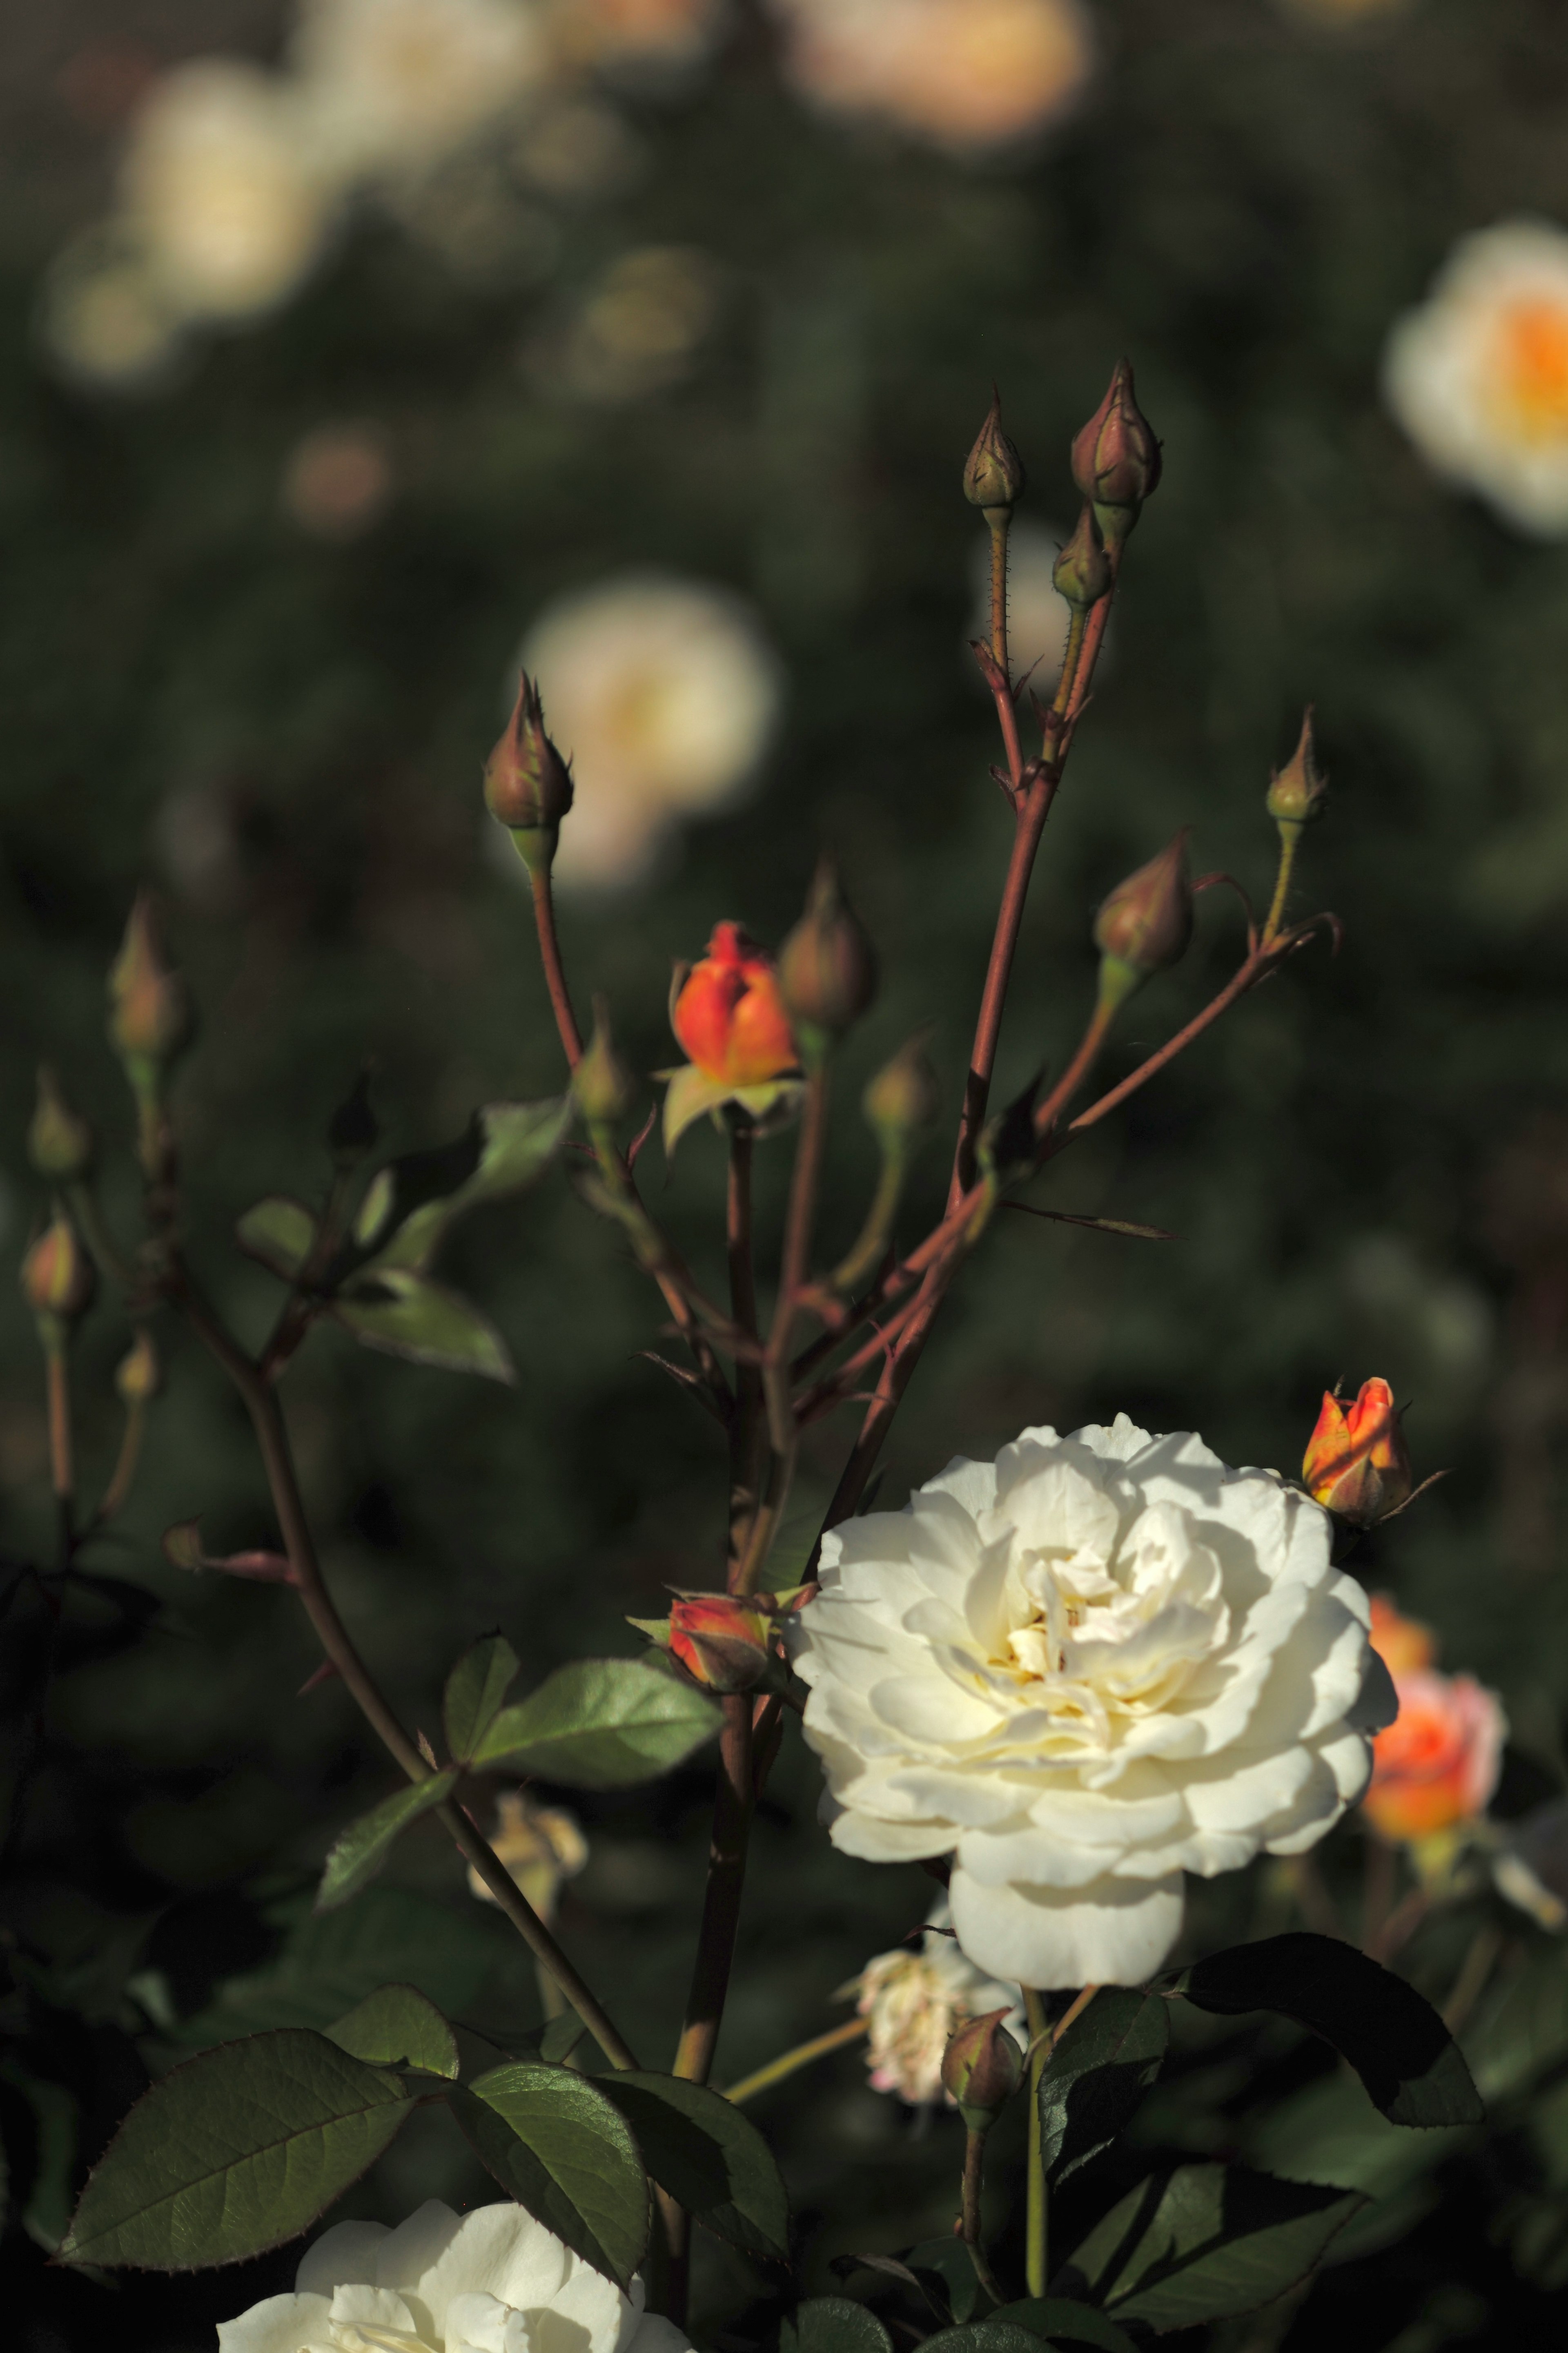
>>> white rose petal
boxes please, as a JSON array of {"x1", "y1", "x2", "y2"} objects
[{"x1": 790, "y1": 1414, "x2": 1392, "y2": 1989}]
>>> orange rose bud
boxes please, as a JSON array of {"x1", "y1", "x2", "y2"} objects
[
  {"x1": 20, "y1": 1202, "x2": 96, "y2": 1329},
  {"x1": 107, "y1": 892, "x2": 192, "y2": 1070},
  {"x1": 1093, "y1": 829, "x2": 1193, "y2": 1012},
  {"x1": 1362, "y1": 1667, "x2": 1506, "y2": 1845},
  {"x1": 484, "y1": 672, "x2": 574, "y2": 876},
  {"x1": 668, "y1": 1593, "x2": 776, "y2": 1693},
  {"x1": 940, "y1": 2007, "x2": 1022, "y2": 2131},
  {"x1": 1302, "y1": 1378, "x2": 1413, "y2": 1524},
  {"x1": 1070, "y1": 358, "x2": 1161, "y2": 546},
  {"x1": 671, "y1": 922, "x2": 798, "y2": 1088},
  {"x1": 962, "y1": 388, "x2": 1027, "y2": 514}
]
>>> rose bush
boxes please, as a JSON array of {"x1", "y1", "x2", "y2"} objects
[
  {"x1": 218, "y1": 2199, "x2": 693, "y2": 2353},
  {"x1": 790, "y1": 1414, "x2": 1397, "y2": 1987}
]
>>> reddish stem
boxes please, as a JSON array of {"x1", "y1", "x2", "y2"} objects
[{"x1": 530, "y1": 862, "x2": 584, "y2": 1068}]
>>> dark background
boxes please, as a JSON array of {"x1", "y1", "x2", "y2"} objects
[{"x1": 6, "y1": 4, "x2": 1568, "y2": 2347}]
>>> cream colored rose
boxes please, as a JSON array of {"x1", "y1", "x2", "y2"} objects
[
  {"x1": 851, "y1": 1900, "x2": 1021, "y2": 2105},
  {"x1": 294, "y1": 0, "x2": 551, "y2": 176},
  {"x1": 217, "y1": 2198, "x2": 693, "y2": 2353},
  {"x1": 790, "y1": 1415, "x2": 1395, "y2": 1989}
]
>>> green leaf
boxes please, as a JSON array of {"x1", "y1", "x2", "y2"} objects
[
  {"x1": 455, "y1": 2063, "x2": 648, "y2": 2288},
  {"x1": 443, "y1": 1633, "x2": 521, "y2": 1764},
  {"x1": 58, "y1": 2030, "x2": 411, "y2": 2269},
  {"x1": 1056, "y1": 2162, "x2": 1365, "y2": 2331},
  {"x1": 921, "y1": 2330, "x2": 1053, "y2": 2353},
  {"x1": 236, "y1": 1195, "x2": 318, "y2": 1281},
  {"x1": 333, "y1": 1270, "x2": 515, "y2": 1382},
  {"x1": 1174, "y1": 1932, "x2": 1483, "y2": 2127},
  {"x1": 472, "y1": 1657, "x2": 722, "y2": 1787},
  {"x1": 353, "y1": 1099, "x2": 571, "y2": 1272},
  {"x1": 597, "y1": 2070, "x2": 788, "y2": 2259},
  {"x1": 780, "y1": 2298, "x2": 895, "y2": 2353},
  {"x1": 1039, "y1": 1987, "x2": 1168, "y2": 2182},
  {"x1": 315, "y1": 1772, "x2": 459, "y2": 1912},
  {"x1": 0, "y1": 2064, "x2": 77, "y2": 2253},
  {"x1": 904, "y1": 2236, "x2": 984, "y2": 2324},
  {"x1": 325, "y1": 1985, "x2": 459, "y2": 2079},
  {"x1": 993, "y1": 2299, "x2": 1141, "y2": 2353}
]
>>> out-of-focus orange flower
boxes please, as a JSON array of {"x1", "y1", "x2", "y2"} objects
[
  {"x1": 1368, "y1": 1594, "x2": 1437, "y2": 1679},
  {"x1": 1363, "y1": 1667, "x2": 1506, "y2": 1844},
  {"x1": 668, "y1": 1592, "x2": 777, "y2": 1691},
  {"x1": 671, "y1": 921, "x2": 797, "y2": 1087},
  {"x1": 1302, "y1": 1376, "x2": 1413, "y2": 1523}
]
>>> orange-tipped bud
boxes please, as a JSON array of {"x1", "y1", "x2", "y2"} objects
[
  {"x1": 116, "y1": 1329, "x2": 162, "y2": 1406},
  {"x1": 864, "y1": 1033, "x2": 940, "y2": 1153},
  {"x1": 1051, "y1": 505, "x2": 1112, "y2": 614},
  {"x1": 1303, "y1": 1378, "x2": 1413, "y2": 1524},
  {"x1": 1070, "y1": 359, "x2": 1161, "y2": 544},
  {"x1": 28, "y1": 1066, "x2": 95, "y2": 1183},
  {"x1": 107, "y1": 893, "x2": 192, "y2": 1069},
  {"x1": 1267, "y1": 708, "x2": 1328, "y2": 830},
  {"x1": 940, "y1": 2007, "x2": 1022, "y2": 2131},
  {"x1": 668, "y1": 1593, "x2": 776, "y2": 1693},
  {"x1": 671, "y1": 922, "x2": 799, "y2": 1088},
  {"x1": 963, "y1": 389, "x2": 1027, "y2": 514},
  {"x1": 778, "y1": 861, "x2": 878, "y2": 1051},
  {"x1": 484, "y1": 673, "x2": 574, "y2": 873},
  {"x1": 20, "y1": 1204, "x2": 96, "y2": 1329},
  {"x1": 574, "y1": 996, "x2": 639, "y2": 1129},
  {"x1": 1093, "y1": 830, "x2": 1193, "y2": 1011}
]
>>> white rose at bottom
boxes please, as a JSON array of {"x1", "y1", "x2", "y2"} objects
[
  {"x1": 218, "y1": 2199, "x2": 693, "y2": 2353},
  {"x1": 790, "y1": 1416, "x2": 1396, "y2": 1989}
]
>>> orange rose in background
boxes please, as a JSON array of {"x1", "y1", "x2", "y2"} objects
[
  {"x1": 671, "y1": 921, "x2": 798, "y2": 1087},
  {"x1": 1362, "y1": 1594, "x2": 1506, "y2": 1845},
  {"x1": 1302, "y1": 1376, "x2": 1413, "y2": 1524}
]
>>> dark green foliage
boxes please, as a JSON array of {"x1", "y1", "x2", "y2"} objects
[
  {"x1": 453, "y1": 2062, "x2": 649, "y2": 2288},
  {"x1": 1038, "y1": 1987, "x2": 1169, "y2": 2181},
  {"x1": 597, "y1": 2069, "x2": 789, "y2": 2258}
]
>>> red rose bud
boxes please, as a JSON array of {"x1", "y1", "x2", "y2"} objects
[
  {"x1": 1092, "y1": 829, "x2": 1193, "y2": 1011},
  {"x1": 940, "y1": 2008, "x2": 1022, "y2": 2130},
  {"x1": 116, "y1": 1328, "x2": 162, "y2": 1405},
  {"x1": 864, "y1": 1032, "x2": 941, "y2": 1151},
  {"x1": 1303, "y1": 1377, "x2": 1413, "y2": 1525},
  {"x1": 672, "y1": 922, "x2": 799, "y2": 1087},
  {"x1": 778, "y1": 860, "x2": 878, "y2": 1051},
  {"x1": 28, "y1": 1065, "x2": 95, "y2": 1183},
  {"x1": 107, "y1": 893, "x2": 192, "y2": 1069},
  {"x1": 962, "y1": 389, "x2": 1027, "y2": 514},
  {"x1": 21, "y1": 1203, "x2": 96, "y2": 1329},
  {"x1": 1052, "y1": 504, "x2": 1113, "y2": 613},
  {"x1": 668, "y1": 1593, "x2": 776, "y2": 1692},
  {"x1": 574, "y1": 995, "x2": 639, "y2": 1129},
  {"x1": 1070, "y1": 359, "x2": 1162, "y2": 545},
  {"x1": 1266, "y1": 708, "x2": 1328, "y2": 831},
  {"x1": 484, "y1": 673, "x2": 575, "y2": 876}
]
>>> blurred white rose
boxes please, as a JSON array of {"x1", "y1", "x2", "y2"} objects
[
  {"x1": 466, "y1": 1790, "x2": 588, "y2": 1918},
  {"x1": 39, "y1": 227, "x2": 184, "y2": 388},
  {"x1": 1383, "y1": 219, "x2": 1568, "y2": 536},
  {"x1": 851, "y1": 1899, "x2": 1021, "y2": 2105},
  {"x1": 517, "y1": 574, "x2": 783, "y2": 889},
  {"x1": 546, "y1": 0, "x2": 729, "y2": 72},
  {"x1": 790, "y1": 1414, "x2": 1394, "y2": 1989},
  {"x1": 122, "y1": 62, "x2": 338, "y2": 322},
  {"x1": 774, "y1": 0, "x2": 1094, "y2": 153},
  {"x1": 294, "y1": 0, "x2": 551, "y2": 176}
]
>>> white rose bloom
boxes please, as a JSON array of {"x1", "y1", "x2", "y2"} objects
[
  {"x1": 1383, "y1": 219, "x2": 1568, "y2": 535},
  {"x1": 218, "y1": 2197, "x2": 692, "y2": 2353},
  {"x1": 852, "y1": 1898, "x2": 1021, "y2": 2105},
  {"x1": 790, "y1": 1416, "x2": 1395, "y2": 1990},
  {"x1": 294, "y1": 0, "x2": 551, "y2": 177},
  {"x1": 122, "y1": 62, "x2": 338, "y2": 322},
  {"x1": 516, "y1": 574, "x2": 782, "y2": 890}
]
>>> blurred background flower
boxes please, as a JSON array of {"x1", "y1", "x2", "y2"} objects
[
  {"x1": 772, "y1": 0, "x2": 1094, "y2": 152},
  {"x1": 292, "y1": 0, "x2": 550, "y2": 179},
  {"x1": 1362, "y1": 1597, "x2": 1506, "y2": 1848},
  {"x1": 466, "y1": 1790, "x2": 588, "y2": 1918}
]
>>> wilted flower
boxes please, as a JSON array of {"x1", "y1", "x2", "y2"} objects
[
  {"x1": 1383, "y1": 218, "x2": 1568, "y2": 536},
  {"x1": 122, "y1": 62, "x2": 338, "y2": 322},
  {"x1": 217, "y1": 2199, "x2": 692, "y2": 2353},
  {"x1": 851, "y1": 1902, "x2": 1021, "y2": 2106},
  {"x1": 467, "y1": 1791, "x2": 587, "y2": 1919},
  {"x1": 293, "y1": 0, "x2": 550, "y2": 176},
  {"x1": 1362, "y1": 1596, "x2": 1506, "y2": 1847},
  {"x1": 790, "y1": 1415, "x2": 1393, "y2": 1989},
  {"x1": 774, "y1": 0, "x2": 1094, "y2": 154},
  {"x1": 672, "y1": 923, "x2": 797, "y2": 1088},
  {"x1": 517, "y1": 575, "x2": 782, "y2": 890},
  {"x1": 1302, "y1": 1377, "x2": 1412, "y2": 1525}
]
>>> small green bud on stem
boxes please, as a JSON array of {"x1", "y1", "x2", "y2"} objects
[
  {"x1": 1093, "y1": 829, "x2": 1193, "y2": 1013},
  {"x1": 485, "y1": 673, "x2": 574, "y2": 879},
  {"x1": 778, "y1": 859, "x2": 878, "y2": 1060},
  {"x1": 1070, "y1": 358, "x2": 1162, "y2": 550},
  {"x1": 942, "y1": 2007, "x2": 1022, "y2": 2132},
  {"x1": 863, "y1": 1032, "x2": 940, "y2": 1154},
  {"x1": 116, "y1": 1328, "x2": 162, "y2": 1405},
  {"x1": 28, "y1": 1066, "x2": 96, "y2": 1183},
  {"x1": 108, "y1": 893, "x2": 192, "y2": 1068},
  {"x1": 963, "y1": 389, "x2": 1027, "y2": 515},
  {"x1": 20, "y1": 1203, "x2": 97, "y2": 1336},
  {"x1": 574, "y1": 996, "x2": 639, "y2": 1131},
  {"x1": 1267, "y1": 707, "x2": 1327, "y2": 830},
  {"x1": 1052, "y1": 504, "x2": 1113, "y2": 614}
]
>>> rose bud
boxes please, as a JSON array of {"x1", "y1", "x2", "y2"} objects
[
  {"x1": 1362, "y1": 1665, "x2": 1506, "y2": 1847},
  {"x1": 668, "y1": 1592, "x2": 777, "y2": 1692},
  {"x1": 20, "y1": 1202, "x2": 97, "y2": 1330},
  {"x1": 28, "y1": 1065, "x2": 96, "y2": 1184},
  {"x1": 671, "y1": 921, "x2": 799, "y2": 1087},
  {"x1": 116, "y1": 1328, "x2": 162, "y2": 1405},
  {"x1": 1092, "y1": 829, "x2": 1194, "y2": 1012},
  {"x1": 484, "y1": 672, "x2": 575, "y2": 877},
  {"x1": 778, "y1": 860, "x2": 878, "y2": 1052},
  {"x1": 1070, "y1": 358, "x2": 1162, "y2": 545},
  {"x1": 864, "y1": 1032, "x2": 941, "y2": 1153},
  {"x1": 940, "y1": 2007, "x2": 1022, "y2": 2131},
  {"x1": 1051, "y1": 504, "x2": 1113, "y2": 614},
  {"x1": 107, "y1": 892, "x2": 192, "y2": 1071},
  {"x1": 962, "y1": 389, "x2": 1027, "y2": 515},
  {"x1": 574, "y1": 995, "x2": 639, "y2": 1130},
  {"x1": 1266, "y1": 707, "x2": 1328, "y2": 832},
  {"x1": 1303, "y1": 1378, "x2": 1413, "y2": 1525}
]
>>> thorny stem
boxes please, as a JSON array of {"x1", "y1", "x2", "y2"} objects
[
  {"x1": 722, "y1": 2014, "x2": 869, "y2": 2105},
  {"x1": 1263, "y1": 826, "x2": 1301, "y2": 947},
  {"x1": 961, "y1": 2127, "x2": 1004, "y2": 2306},
  {"x1": 953, "y1": 772, "x2": 1061, "y2": 1195},
  {"x1": 988, "y1": 509, "x2": 1011, "y2": 685},
  {"x1": 727, "y1": 1125, "x2": 764, "y2": 1577},
  {"x1": 530, "y1": 861, "x2": 584, "y2": 1068},
  {"x1": 1022, "y1": 1987, "x2": 1050, "y2": 2298},
  {"x1": 168, "y1": 1261, "x2": 637, "y2": 2071},
  {"x1": 45, "y1": 1352, "x2": 73, "y2": 1507},
  {"x1": 1030, "y1": 996, "x2": 1117, "y2": 1140},
  {"x1": 672, "y1": 1693, "x2": 755, "y2": 2066}
]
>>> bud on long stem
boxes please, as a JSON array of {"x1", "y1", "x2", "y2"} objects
[
  {"x1": 1093, "y1": 829, "x2": 1194, "y2": 1013},
  {"x1": 107, "y1": 893, "x2": 192, "y2": 1186},
  {"x1": 485, "y1": 672, "x2": 575, "y2": 878},
  {"x1": 1264, "y1": 709, "x2": 1327, "y2": 944},
  {"x1": 1070, "y1": 358, "x2": 1161, "y2": 551},
  {"x1": 29, "y1": 1066, "x2": 95, "y2": 1183}
]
